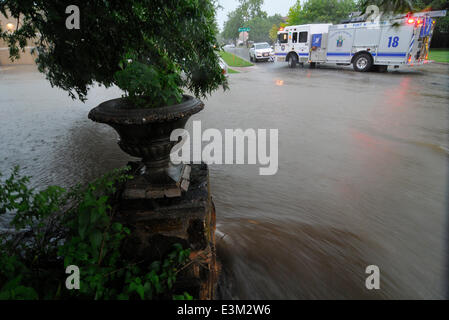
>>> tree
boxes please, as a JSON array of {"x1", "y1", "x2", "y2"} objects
[
  {"x1": 222, "y1": 9, "x2": 245, "y2": 42},
  {"x1": 287, "y1": 0, "x2": 303, "y2": 25},
  {"x1": 238, "y1": 0, "x2": 267, "y2": 22},
  {"x1": 269, "y1": 24, "x2": 279, "y2": 43},
  {"x1": 357, "y1": 0, "x2": 413, "y2": 14},
  {"x1": 0, "y1": 1, "x2": 227, "y2": 108},
  {"x1": 222, "y1": 0, "x2": 284, "y2": 44},
  {"x1": 247, "y1": 14, "x2": 284, "y2": 43},
  {"x1": 247, "y1": 17, "x2": 270, "y2": 42},
  {"x1": 288, "y1": 0, "x2": 357, "y2": 25},
  {"x1": 222, "y1": 0, "x2": 268, "y2": 42}
]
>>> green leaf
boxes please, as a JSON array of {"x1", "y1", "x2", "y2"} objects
[
  {"x1": 78, "y1": 210, "x2": 90, "y2": 240},
  {"x1": 89, "y1": 229, "x2": 103, "y2": 251},
  {"x1": 173, "y1": 292, "x2": 193, "y2": 300},
  {"x1": 13, "y1": 286, "x2": 39, "y2": 300},
  {"x1": 117, "y1": 293, "x2": 129, "y2": 300},
  {"x1": 150, "y1": 261, "x2": 160, "y2": 272},
  {"x1": 136, "y1": 284, "x2": 145, "y2": 300}
]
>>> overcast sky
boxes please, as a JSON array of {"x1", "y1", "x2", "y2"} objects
[{"x1": 216, "y1": 0, "x2": 300, "y2": 31}]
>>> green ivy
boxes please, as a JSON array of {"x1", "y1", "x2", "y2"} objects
[{"x1": 0, "y1": 166, "x2": 191, "y2": 300}]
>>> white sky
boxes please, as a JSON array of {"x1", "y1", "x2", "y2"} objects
[{"x1": 216, "y1": 0, "x2": 300, "y2": 31}]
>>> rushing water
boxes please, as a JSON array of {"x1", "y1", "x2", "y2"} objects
[{"x1": 1, "y1": 64, "x2": 448, "y2": 299}]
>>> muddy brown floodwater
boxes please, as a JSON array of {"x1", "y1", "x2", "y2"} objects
[{"x1": 1, "y1": 63, "x2": 448, "y2": 299}]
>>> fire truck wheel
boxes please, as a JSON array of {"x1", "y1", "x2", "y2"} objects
[
  {"x1": 353, "y1": 53, "x2": 373, "y2": 72},
  {"x1": 288, "y1": 54, "x2": 298, "y2": 68},
  {"x1": 310, "y1": 62, "x2": 316, "y2": 69}
]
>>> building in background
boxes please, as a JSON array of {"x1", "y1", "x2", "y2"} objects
[
  {"x1": 237, "y1": 31, "x2": 249, "y2": 46},
  {"x1": 0, "y1": 12, "x2": 36, "y2": 65}
]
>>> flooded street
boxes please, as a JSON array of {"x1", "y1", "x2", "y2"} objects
[{"x1": 1, "y1": 62, "x2": 448, "y2": 299}]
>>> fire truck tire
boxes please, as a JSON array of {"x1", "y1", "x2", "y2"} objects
[
  {"x1": 310, "y1": 62, "x2": 316, "y2": 68},
  {"x1": 353, "y1": 53, "x2": 373, "y2": 72},
  {"x1": 288, "y1": 53, "x2": 298, "y2": 68}
]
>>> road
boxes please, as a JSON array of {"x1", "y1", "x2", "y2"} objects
[
  {"x1": 212, "y1": 48, "x2": 449, "y2": 299},
  {"x1": 1, "y1": 55, "x2": 448, "y2": 299}
]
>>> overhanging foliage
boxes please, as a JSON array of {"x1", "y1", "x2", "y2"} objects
[{"x1": 0, "y1": 1, "x2": 227, "y2": 107}]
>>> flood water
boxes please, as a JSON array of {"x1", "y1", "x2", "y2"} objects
[{"x1": 1, "y1": 64, "x2": 448, "y2": 299}]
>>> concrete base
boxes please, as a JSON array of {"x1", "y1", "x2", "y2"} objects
[
  {"x1": 122, "y1": 163, "x2": 192, "y2": 199},
  {"x1": 116, "y1": 163, "x2": 218, "y2": 299}
]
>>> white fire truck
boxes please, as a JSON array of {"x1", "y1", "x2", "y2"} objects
[{"x1": 275, "y1": 10, "x2": 447, "y2": 72}]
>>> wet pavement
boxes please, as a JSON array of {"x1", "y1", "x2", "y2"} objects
[{"x1": 1, "y1": 57, "x2": 448, "y2": 299}]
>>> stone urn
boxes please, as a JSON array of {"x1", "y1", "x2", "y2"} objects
[{"x1": 88, "y1": 95, "x2": 203, "y2": 195}]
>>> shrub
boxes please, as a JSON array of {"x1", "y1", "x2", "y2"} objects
[{"x1": 0, "y1": 167, "x2": 191, "y2": 300}]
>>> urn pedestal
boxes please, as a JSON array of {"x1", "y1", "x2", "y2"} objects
[{"x1": 117, "y1": 162, "x2": 218, "y2": 299}]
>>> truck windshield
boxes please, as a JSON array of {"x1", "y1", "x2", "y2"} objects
[
  {"x1": 255, "y1": 43, "x2": 270, "y2": 49},
  {"x1": 278, "y1": 33, "x2": 288, "y2": 43}
]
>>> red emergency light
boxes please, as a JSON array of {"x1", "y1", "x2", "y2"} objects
[{"x1": 407, "y1": 18, "x2": 416, "y2": 25}]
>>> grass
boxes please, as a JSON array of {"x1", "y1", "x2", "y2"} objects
[
  {"x1": 227, "y1": 68, "x2": 239, "y2": 74},
  {"x1": 429, "y1": 49, "x2": 449, "y2": 63},
  {"x1": 219, "y1": 51, "x2": 253, "y2": 67}
]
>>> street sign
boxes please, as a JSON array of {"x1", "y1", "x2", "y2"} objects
[{"x1": 238, "y1": 27, "x2": 250, "y2": 32}]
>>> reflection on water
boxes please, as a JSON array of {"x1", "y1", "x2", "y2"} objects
[{"x1": 1, "y1": 64, "x2": 448, "y2": 299}]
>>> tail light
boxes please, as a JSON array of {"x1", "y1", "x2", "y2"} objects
[{"x1": 407, "y1": 18, "x2": 416, "y2": 25}]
